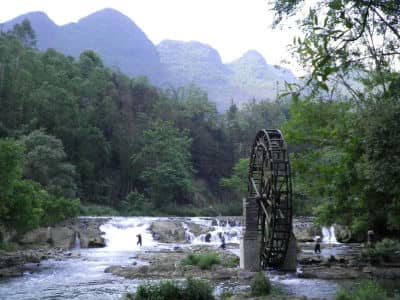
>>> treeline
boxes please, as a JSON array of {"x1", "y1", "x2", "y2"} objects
[
  {"x1": 0, "y1": 20, "x2": 287, "y2": 236},
  {"x1": 268, "y1": 0, "x2": 400, "y2": 237}
]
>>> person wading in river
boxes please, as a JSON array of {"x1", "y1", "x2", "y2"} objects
[
  {"x1": 314, "y1": 236, "x2": 321, "y2": 254},
  {"x1": 136, "y1": 233, "x2": 142, "y2": 247}
]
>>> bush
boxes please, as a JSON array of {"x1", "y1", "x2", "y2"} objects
[
  {"x1": 220, "y1": 291, "x2": 234, "y2": 299},
  {"x1": 134, "y1": 278, "x2": 214, "y2": 300},
  {"x1": 222, "y1": 256, "x2": 240, "y2": 268},
  {"x1": 120, "y1": 191, "x2": 153, "y2": 216},
  {"x1": 41, "y1": 196, "x2": 80, "y2": 225},
  {"x1": 0, "y1": 242, "x2": 17, "y2": 251},
  {"x1": 250, "y1": 272, "x2": 271, "y2": 297},
  {"x1": 362, "y1": 239, "x2": 400, "y2": 263},
  {"x1": 135, "y1": 281, "x2": 182, "y2": 300},
  {"x1": 335, "y1": 281, "x2": 387, "y2": 300},
  {"x1": 184, "y1": 277, "x2": 214, "y2": 300},
  {"x1": 182, "y1": 252, "x2": 220, "y2": 270}
]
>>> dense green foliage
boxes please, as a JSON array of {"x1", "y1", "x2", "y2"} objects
[
  {"x1": 250, "y1": 272, "x2": 271, "y2": 297},
  {"x1": 0, "y1": 139, "x2": 79, "y2": 236},
  {"x1": 271, "y1": 0, "x2": 400, "y2": 236},
  {"x1": 134, "y1": 278, "x2": 214, "y2": 300},
  {"x1": 0, "y1": 20, "x2": 290, "y2": 235},
  {"x1": 335, "y1": 281, "x2": 396, "y2": 300},
  {"x1": 361, "y1": 238, "x2": 400, "y2": 263}
]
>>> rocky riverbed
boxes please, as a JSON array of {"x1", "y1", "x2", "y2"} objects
[
  {"x1": 0, "y1": 217, "x2": 108, "y2": 278},
  {"x1": 1, "y1": 216, "x2": 399, "y2": 300}
]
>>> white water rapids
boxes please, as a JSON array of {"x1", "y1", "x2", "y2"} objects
[{"x1": 0, "y1": 217, "x2": 343, "y2": 300}]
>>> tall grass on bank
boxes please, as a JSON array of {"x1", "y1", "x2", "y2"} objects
[
  {"x1": 181, "y1": 252, "x2": 221, "y2": 270},
  {"x1": 335, "y1": 281, "x2": 398, "y2": 300},
  {"x1": 134, "y1": 277, "x2": 214, "y2": 300}
]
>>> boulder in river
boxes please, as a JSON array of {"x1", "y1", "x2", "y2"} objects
[
  {"x1": 149, "y1": 220, "x2": 186, "y2": 243},
  {"x1": 333, "y1": 224, "x2": 352, "y2": 243}
]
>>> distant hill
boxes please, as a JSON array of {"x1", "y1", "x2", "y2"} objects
[
  {"x1": 3, "y1": 9, "x2": 163, "y2": 83},
  {"x1": 2, "y1": 8, "x2": 297, "y2": 110}
]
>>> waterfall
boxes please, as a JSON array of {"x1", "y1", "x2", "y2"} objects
[
  {"x1": 74, "y1": 232, "x2": 81, "y2": 249},
  {"x1": 100, "y1": 217, "x2": 157, "y2": 251},
  {"x1": 188, "y1": 218, "x2": 242, "y2": 245},
  {"x1": 98, "y1": 217, "x2": 243, "y2": 251},
  {"x1": 322, "y1": 226, "x2": 338, "y2": 244}
]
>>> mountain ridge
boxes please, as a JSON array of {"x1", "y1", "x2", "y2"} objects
[{"x1": 2, "y1": 9, "x2": 297, "y2": 110}]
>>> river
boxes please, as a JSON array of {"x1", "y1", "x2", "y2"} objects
[{"x1": 0, "y1": 217, "x2": 360, "y2": 300}]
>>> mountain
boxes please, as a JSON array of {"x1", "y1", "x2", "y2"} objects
[
  {"x1": 2, "y1": 9, "x2": 163, "y2": 83},
  {"x1": 157, "y1": 40, "x2": 248, "y2": 109},
  {"x1": 158, "y1": 42, "x2": 296, "y2": 109},
  {"x1": 228, "y1": 50, "x2": 297, "y2": 101},
  {"x1": 2, "y1": 9, "x2": 297, "y2": 110}
]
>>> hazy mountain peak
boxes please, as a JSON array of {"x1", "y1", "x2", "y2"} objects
[
  {"x1": 238, "y1": 50, "x2": 268, "y2": 66},
  {"x1": 2, "y1": 11, "x2": 57, "y2": 29},
  {"x1": 158, "y1": 40, "x2": 223, "y2": 64}
]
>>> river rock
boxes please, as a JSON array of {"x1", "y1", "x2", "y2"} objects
[
  {"x1": 18, "y1": 218, "x2": 108, "y2": 249},
  {"x1": 185, "y1": 222, "x2": 210, "y2": 237},
  {"x1": 149, "y1": 220, "x2": 186, "y2": 243},
  {"x1": 20, "y1": 227, "x2": 52, "y2": 246},
  {"x1": 299, "y1": 265, "x2": 364, "y2": 279},
  {"x1": 333, "y1": 224, "x2": 352, "y2": 243},
  {"x1": 210, "y1": 267, "x2": 237, "y2": 280},
  {"x1": 88, "y1": 237, "x2": 106, "y2": 248},
  {"x1": 293, "y1": 219, "x2": 320, "y2": 242}
]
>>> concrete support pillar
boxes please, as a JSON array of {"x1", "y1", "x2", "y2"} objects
[
  {"x1": 281, "y1": 232, "x2": 297, "y2": 271},
  {"x1": 240, "y1": 197, "x2": 260, "y2": 271}
]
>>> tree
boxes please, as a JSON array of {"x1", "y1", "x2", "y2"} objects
[
  {"x1": 272, "y1": 0, "x2": 400, "y2": 94},
  {"x1": 21, "y1": 130, "x2": 77, "y2": 199},
  {"x1": 131, "y1": 120, "x2": 194, "y2": 209},
  {"x1": 220, "y1": 158, "x2": 249, "y2": 196},
  {"x1": 10, "y1": 19, "x2": 36, "y2": 47},
  {"x1": 272, "y1": 0, "x2": 400, "y2": 234}
]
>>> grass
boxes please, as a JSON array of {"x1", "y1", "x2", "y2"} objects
[
  {"x1": 182, "y1": 252, "x2": 221, "y2": 270},
  {"x1": 250, "y1": 272, "x2": 271, "y2": 297},
  {"x1": 134, "y1": 277, "x2": 214, "y2": 300},
  {"x1": 0, "y1": 242, "x2": 17, "y2": 251},
  {"x1": 222, "y1": 255, "x2": 240, "y2": 268},
  {"x1": 335, "y1": 281, "x2": 390, "y2": 300}
]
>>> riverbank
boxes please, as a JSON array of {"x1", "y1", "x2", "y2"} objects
[
  {"x1": 0, "y1": 217, "x2": 108, "y2": 278},
  {"x1": 1, "y1": 216, "x2": 399, "y2": 299}
]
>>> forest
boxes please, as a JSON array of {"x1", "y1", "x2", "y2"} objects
[{"x1": 1, "y1": 0, "x2": 400, "y2": 242}]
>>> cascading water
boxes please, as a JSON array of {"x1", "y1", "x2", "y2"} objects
[
  {"x1": 188, "y1": 218, "x2": 242, "y2": 245},
  {"x1": 100, "y1": 217, "x2": 158, "y2": 251},
  {"x1": 0, "y1": 216, "x2": 355, "y2": 300},
  {"x1": 322, "y1": 225, "x2": 339, "y2": 244},
  {"x1": 74, "y1": 231, "x2": 81, "y2": 250}
]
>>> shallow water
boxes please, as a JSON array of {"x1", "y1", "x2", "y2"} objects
[{"x1": 0, "y1": 217, "x2": 359, "y2": 300}]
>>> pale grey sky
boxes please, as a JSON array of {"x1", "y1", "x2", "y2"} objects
[{"x1": 0, "y1": 0, "x2": 302, "y2": 73}]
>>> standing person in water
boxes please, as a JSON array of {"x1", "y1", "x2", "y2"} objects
[
  {"x1": 314, "y1": 236, "x2": 321, "y2": 254},
  {"x1": 219, "y1": 233, "x2": 226, "y2": 250},
  {"x1": 136, "y1": 233, "x2": 142, "y2": 247}
]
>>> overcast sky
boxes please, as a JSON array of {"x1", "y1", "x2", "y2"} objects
[{"x1": 0, "y1": 0, "x2": 302, "y2": 73}]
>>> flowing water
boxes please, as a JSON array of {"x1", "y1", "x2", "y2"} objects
[{"x1": 0, "y1": 217, "x2": 350, "y2": 300}]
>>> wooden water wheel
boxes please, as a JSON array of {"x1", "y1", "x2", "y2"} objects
[{"x1": 248, "y1": 129, "x2": 292, "y2": 269}]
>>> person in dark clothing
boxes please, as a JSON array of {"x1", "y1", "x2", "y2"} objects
[
  {"x1": 136, "y1": 234, "x2": 142, "y2": 247},
  {"x1": 219, "y1": 233, "x2": 226, "y2": 250},
  {"x1": 314, "y1": 237, "x2": 321, "y2": 254}
]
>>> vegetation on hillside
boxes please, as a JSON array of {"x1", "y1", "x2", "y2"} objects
[
  {"x1": 0, "y1": 20, "x2": 288, "y2": 236},
  {"x1": 270, "y1": 0, "x2": 400, "y2": 236},
  {"x1": 2, "y1": 2, "x2": 400, "y2": 242}
]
